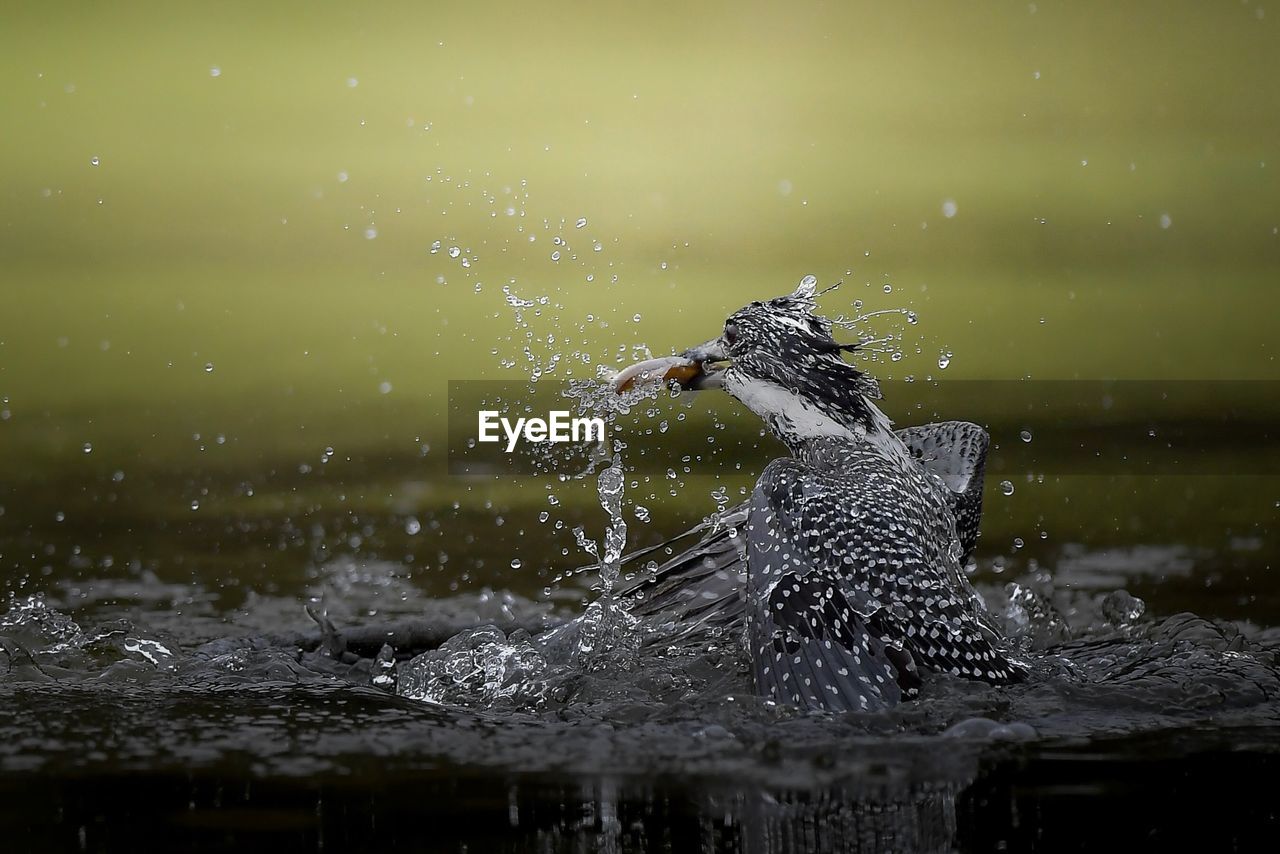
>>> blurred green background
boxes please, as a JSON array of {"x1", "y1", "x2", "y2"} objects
[{"x1": 1, "y1": 2, "x2": 1277, "y2": 616}]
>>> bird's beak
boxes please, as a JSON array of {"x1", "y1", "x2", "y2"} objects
[{"x1": 612, "y1": 337, "x2": 729, "y2": 393}]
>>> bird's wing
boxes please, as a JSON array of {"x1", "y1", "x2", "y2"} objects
[
  {"x1": 616, "y1": 503, "x2": 748, "y2": 630},
  {"x1": 746, "y1": 457, "x2": 1020, "y2": 713},
  {"x1": 894, "y1": 421, "x2": 989, "y2": 563},
  {"x1": 613, "y1": 421, "x2": 987, "y2": 631}
]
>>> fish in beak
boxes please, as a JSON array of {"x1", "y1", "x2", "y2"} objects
[{"x1": 611, "y1": 337, "x2": 728, "y2": 393}]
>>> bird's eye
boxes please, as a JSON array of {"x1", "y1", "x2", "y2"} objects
[{"x1": 723, "y1": 322, "x2": 739, "y2": 347}]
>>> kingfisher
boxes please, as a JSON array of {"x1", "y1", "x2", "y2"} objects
[{"x1": 611, "y1": 278, "x2": 1023, "y2": 712}]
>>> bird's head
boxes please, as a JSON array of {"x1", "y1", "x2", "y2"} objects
[{"x1": 614, "y1": 277, "x2": 889, "y2": 450}]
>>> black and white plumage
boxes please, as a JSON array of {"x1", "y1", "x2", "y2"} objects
[{"x1": 614, "y1": 278, "x2": 1023, "y2": 712}]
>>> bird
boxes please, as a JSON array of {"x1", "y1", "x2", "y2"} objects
[{"x1": 610, "y1": 277, "x2": 1024, "y2": 712}]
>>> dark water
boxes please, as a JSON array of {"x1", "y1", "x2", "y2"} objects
[
  {"x1": 2, "y1": 407, "x2": 1279, "y2": 852},
  {"x1": 4, "y1": 683, "x2": 1279, "y2": 852}
]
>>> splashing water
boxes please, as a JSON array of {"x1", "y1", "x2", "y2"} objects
[
  {"x1": 398, "y1": 450, "x2": 639, "y2": 708},
  {"x1": 396, "y1": 625, "x2": 549, "y2": 707},
  {"x1": 596, "y1": 456, "x2": 627, "y2": 592},
  {"x1": 566, "y1": 454, "x2": 640, "y2": 667},
  {"x1": 565, "y1": 367, "x2": 664, "y2": 423},
  {"x1": 0, "y1": 595, "x2": 178, "y2": 680},
  {"x1": 827, "y1": 286, "x2": 926, "y2": 368}
]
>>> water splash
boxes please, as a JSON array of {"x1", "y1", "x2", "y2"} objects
[
  {"x1": 397, "y1": 626, "x2": 549, "y2": 707},
  {"x1": 566, "y1": 454, "x2": 640, "y2": 668},
  {"x1": 1000, "y1": 582, "x2": 1071, "y2": 650},
  {"x1": 595, "y1": 456, "x2": 627, "y2": 592},
  {"x1": 398, "y1": 453, "x2": 639, "y2": 708},
  {"x1": 827, "y1": 290, "x2": 925, "y2": 369},
  {"x1": 0, "y1": 595, "x2": 177, "y2": 682}
]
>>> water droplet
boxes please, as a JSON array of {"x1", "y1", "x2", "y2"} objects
[
  {"x1": 942, "y1": 199, "x2": 957, "y2": 218},
  {"x1": 204, "y1": 363, "x2": 214, "y2": 373},
  {"x1": 448, "y1": 246, "x2": 461, "y2": 258},
  {"x1": 550, "y1": 250, "x2": 561, "y2": 261},
  {"x1": 800, "y1": 274, "x2": 817, "y2": 288},
  {"x1": 510, "y1": 558, "x2": 522, "y2": 569},
  {"x1": 905, "y1": 311, "x2": 919, "y2": 325},
  {"x1": 405, "y1": 517, "x2": 422, "y2": 535},
  {"x1": 190, "y1": 500, "x2": 200, "y2": 511},
  {"x1": 882, "y1": 283, "x2": 893, "y2": 294},
  {"x1": 364, "y1": 227, "x2": 377, "y2": 240},
  {"x1": 937, "y1": 350, "x2": 952, "y2": 370},
  {"x1": 1020, "y1": 429, "x2": 1033, "y2": 443},
  {"x1": 90, "y1": 156, "x2": 100, "y2": 167},
  {"x1": 538, "y1": 511, "x2": 549, "y2": 523},
  {"x1": 378, "y1": 381, "x2": 392, "y2": 394},
  {"x1": 209, "y1": 66, "x2": 222, "y2": 78},
  {"x1": 999, "y1": 480, "x2": 1015, "y2": 496},
  {"x1": 575, "y1": 217, "x2": 588, "y2": 229},
  {"x1": 1013, "y1": 537, "x2": 1024, "y2": 549},
  {"x1": 632, "y1": 313, "x2": 642, "y2": 322},
  {"x1": 346, "y1": 77, "x2": 359, "y2": 88},
  {"x1": 82, "y1": 442, "x2": 93, "y2": 454},
  {"x1": 1159, "y1": 213, "x2": 1172, "y2": 229}
]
